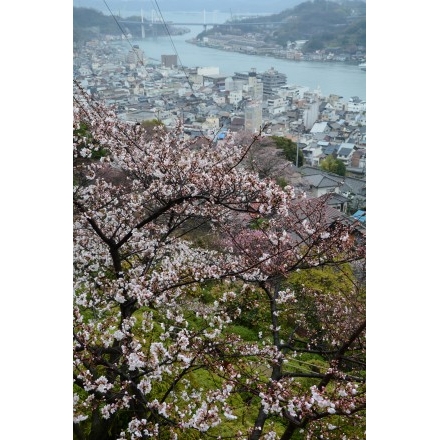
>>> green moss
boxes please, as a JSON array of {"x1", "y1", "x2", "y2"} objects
[{"x1": 225, "y1": 324, "x2": 258, "y2": 341}]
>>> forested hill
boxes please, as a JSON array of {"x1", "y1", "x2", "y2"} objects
[
  {"x1": 73, "y1": 7, "x2": 189, "y2": 43},
  {"x1": 74, "y1": 0, "x2": 366, "y2": 53},
  {"x1": 201, "y1": 0, "x2": 366, "y2": 54},
  {"x1": 73, "y1": 7, "x2": 122, "y2": 43}
]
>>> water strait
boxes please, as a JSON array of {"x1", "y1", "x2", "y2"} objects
[{"x1": 114, "y1": 10, "x2": 366, "y2": 101}]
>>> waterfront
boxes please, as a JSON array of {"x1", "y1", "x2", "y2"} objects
[{"x1": 112, "y1": 10, "x2": 366, "y2": 101}]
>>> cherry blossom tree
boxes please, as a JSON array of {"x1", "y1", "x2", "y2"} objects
[
  {"x1": 220, "y1": 198, "x2": 366, "y2": 439},
  {"x1": 73, "y1": 83, "x2": 365, "y2": 440}
]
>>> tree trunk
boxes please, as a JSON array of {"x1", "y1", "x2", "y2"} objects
[
  {"x1": 279, "y1": 422, "x2": 297, "y2": 440},
  {"x1": 249, "y1": 408, "x2": 269, "y2": 440}
]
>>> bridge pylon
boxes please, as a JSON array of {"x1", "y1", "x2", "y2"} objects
[{"x1": 141, "y1": 9, "x2": 145, "y2": 39}]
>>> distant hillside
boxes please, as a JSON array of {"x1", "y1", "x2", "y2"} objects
[
  {"x1": 73, "y1": 7, "x2": 121, "y2": 43},
  {"x1": 199, "y1": 0, "x2": 366, "y2": 54},
  {"x1": 73, "y1": 7, "x2": 189, "y2": 43}
]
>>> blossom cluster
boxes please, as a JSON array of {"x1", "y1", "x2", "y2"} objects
[{"x1": 73, "y1": 85, "x2": 365, "y2": 439}]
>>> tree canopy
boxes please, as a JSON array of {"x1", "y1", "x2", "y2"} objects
[
  {"x1": 272, "y1": 136, "x2": 304, "y2": 167},
  {"x1": 73, "y1": 83, "x2": 366, "y2": 439},
  {"x1": 320, "y1": 155, "x2": 347, "y2": 176}
]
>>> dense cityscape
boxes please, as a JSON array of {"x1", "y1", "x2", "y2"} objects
[{"x1": 74, "y1": 32, "x2": 366, "y2": 217}]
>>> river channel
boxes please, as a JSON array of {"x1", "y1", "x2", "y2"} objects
[{"x1": 106, "y1": 8, "x2": 366, "y2": 101}]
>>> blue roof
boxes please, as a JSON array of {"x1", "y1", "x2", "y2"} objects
[
  {"x1": 352, "y1": 210, "x2": 366, "y2": 223},
  {"x1": 323, "y1": 145, "x2": 338, "y2": 155}
]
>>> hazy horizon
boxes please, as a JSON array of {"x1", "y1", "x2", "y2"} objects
[{"x1": 73, "y1": 0, "x2": 306, "y2": 15}]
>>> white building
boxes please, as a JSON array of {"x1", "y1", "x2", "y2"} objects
[
  {"x1": 278, "y1": 85, "x2": 310, "y2": 100},
  {"x1": 197, "y1": 66, "x2": 220, "y2": 76},
  {"x1": 213, "y1": 94, "x2": 226, "y2": 105},
  {"x1": 267, "y1": 96, "x2": 287, "y2": 115},
  {"x1": 347, "y1": 99, "x2": 366, "y2": 112},
  {"x1": 302, "y1": 100, "x2": 320, "y2": 130},
  {"x1": 228, "y1": 90, "x2": 243, "y2": 106}
]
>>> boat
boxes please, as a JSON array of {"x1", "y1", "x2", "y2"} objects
[{"x1": 358, "y1": 62, "x2": 366, "y2": 71}]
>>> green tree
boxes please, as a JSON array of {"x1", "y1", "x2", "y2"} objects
[
  {"x1": 140, "y1": 119, "x2": 166, "y2": 138},
  {"x1": 320, "y1": 155, "x2": 346, "y2": 176},
  {"x1": 272, "y1": 136, "x2": 304, "y2": 167}
]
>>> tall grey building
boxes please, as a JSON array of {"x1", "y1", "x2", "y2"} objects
[
  {"x1": 234, "y1": 67, "x2": 287, "y2": 98},
  {"x1": 245, "y1": 100, "x2": 263, "y2": 134},
  {"x1": 260, "y1": 67, "x2": 287, "y2": 97},
  {"x1": 126, "y1": 45, "x2": 146, "y2": 66}
]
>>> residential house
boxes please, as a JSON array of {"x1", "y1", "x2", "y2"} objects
[
  {"x1": 301, "y1": 172, "x2": 344, "y2": 197},
  {"x1": 310, "y1": 121, "x2": 330, "y2": 135},
  {"x1": 319, "y1": 102, "x2": 337, "y2": 122},
  {"x1": 230, "y1": 116, "x2": 245, "y2": 132},
  {"x1": 325, "y1": 192, "x2": 349, "y2": 213},
  {"x1": 322, "y1": 144, "x2": 340, "y2": 157},
  {"x1": 337, "y1": 143, "x2": 357, "y2": 166},
  {"x1": 348, "y1": 149, "x2": 366, "y2": 175},
  {"x1": 300, "y1": 166, "x2": 366, "y2": 214},
  {"x1": 347, "y1": 97, "x2": 366, "y2": 113},
  {"x1": 340, "y1": 175, "x2": 366, "y2": 212},
  {"x1": 213, "y1": 93, "x2": 226, "y2": 105},
  {"x1": 302, "y1": 142, "x2": 325, "y2": 167}
]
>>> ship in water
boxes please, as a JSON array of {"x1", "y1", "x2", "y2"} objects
[{"x1": 358, "y1": 62, "x2": 366, "y2": 71}]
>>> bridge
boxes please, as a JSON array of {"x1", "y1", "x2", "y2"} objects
[
  {"x1": 118, "y1": 13, "x2": 284, "y2": 37},
  {"x1": 120, "y1": 20, "x2": 285, "y2": 26}
]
